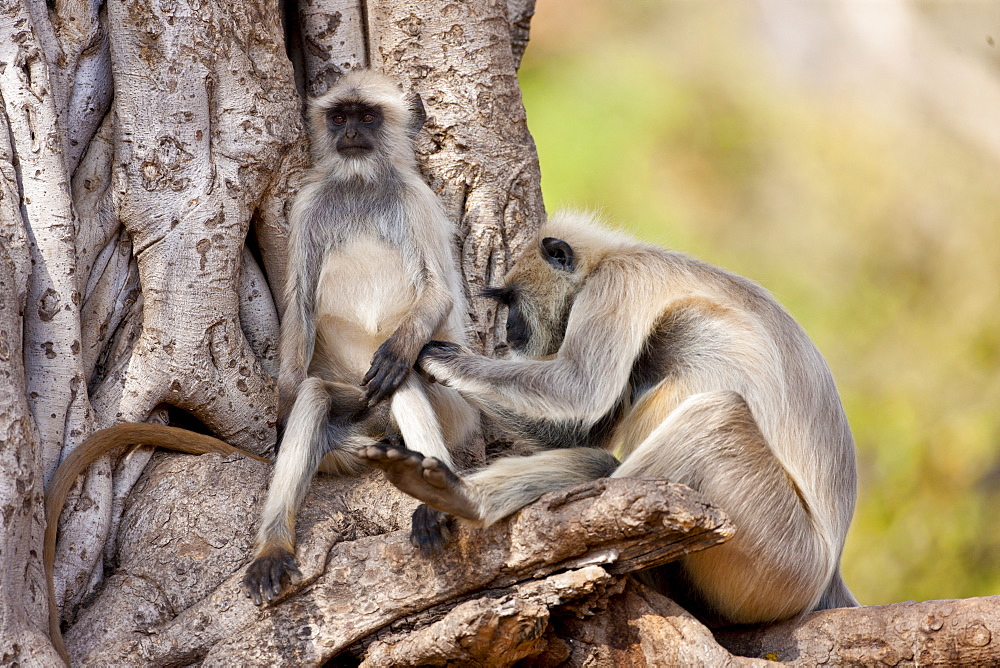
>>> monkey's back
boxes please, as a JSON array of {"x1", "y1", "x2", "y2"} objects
[{"x1": 603, "y1": 246, "x2": 856, "y2": 542}]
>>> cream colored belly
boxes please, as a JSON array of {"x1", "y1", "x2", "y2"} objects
[{"x1": 310, "y1": 237, "x2": 416, "y2": 381}]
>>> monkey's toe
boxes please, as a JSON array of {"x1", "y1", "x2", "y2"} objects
[
  {"x1": 242, "y1": 549, "x2": 302, "y2": 607},
  {"x1": 359, "y1": 445, "x2": 480, "y2": 521},
  {"x1": 420, "y1": 457, "x2": 460, "y2": 490},
  {"x1": 359, "y1": 443, "x2": 422, "y2": 467}
]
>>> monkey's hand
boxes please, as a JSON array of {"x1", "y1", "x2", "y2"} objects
[
  {"x1": 242, "y1": 547, "x2": 302, "y2": 606},
  {"x1": 415, "y1": 340, "x2": 466, "y2": 384},
  {"x1": 362, "y1": 336, "x2": 415, "y2": 406}
]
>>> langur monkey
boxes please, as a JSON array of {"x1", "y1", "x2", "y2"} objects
[
  {"x1": 241, "y1": 69, "x2": 478, "y2": 606},
  {"x1": 362, "y1": 210, "x2": 858, "y2": 627}
]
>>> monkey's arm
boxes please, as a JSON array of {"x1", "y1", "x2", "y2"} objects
[
  {"x1": 363, "y1": 270, "x2": 454, "y2": 406},
  {"x1": 419, "y1": 271, "x2": 656, "y2": 425},
  {"x1": 278, "y1": 192, "x2": 327, "y2": 424},
  {"x1": 44, "y1": 424, "x2": 267, "y2": 664},
  {"x1": 277, "y1": 279, "x2": 317, "y2": 424}
]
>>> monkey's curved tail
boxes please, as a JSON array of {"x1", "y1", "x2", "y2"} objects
[{"x1": 44, "y1": 423, "x2": 269, "y2": 665}]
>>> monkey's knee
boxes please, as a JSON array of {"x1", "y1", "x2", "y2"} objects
[{"x1": 612, "y1": 390, "x2": 761, "y2": 480}]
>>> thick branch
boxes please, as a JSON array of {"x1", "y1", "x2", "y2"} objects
[
  {"x1": 554, "y1": 580, "x2": 770, "y2": 668},
  {"x1": 68, "y1": 475, "x2": 731, "y2": 664},
  {"x1": 717, "y1": 595, "x2": 1000, "y2": 666},
  {"x1": 360, "y1": 566, "x2": 619, "y2": 667}
]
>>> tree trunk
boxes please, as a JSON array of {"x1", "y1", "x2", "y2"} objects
[{"x1": 2, "y1": 0, "x2": 999, "y2": 664}]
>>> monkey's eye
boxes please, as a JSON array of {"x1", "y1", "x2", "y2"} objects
[
  {"x1": 330, "y1": 114, "x2": 346, "y2": 125},
  {"x1": 361, "y1": 113, "x2": 378, "y2": 124}
]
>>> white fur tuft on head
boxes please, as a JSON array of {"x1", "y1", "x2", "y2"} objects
[{"x1": 542, "y1": 210, "x2": 641, "y2": 255}]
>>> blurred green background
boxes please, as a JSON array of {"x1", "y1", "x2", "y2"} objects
[{"x1": 518, "y1": 0, "x2": 1000, "y2": 606}]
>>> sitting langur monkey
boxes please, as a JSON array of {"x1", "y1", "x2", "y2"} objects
[
  {"x1": 241, "y1": 70, "x2": 478, "y2": 605},
  {"x1": 362, "y1": 210, "x2": 858, "y2": 627}
]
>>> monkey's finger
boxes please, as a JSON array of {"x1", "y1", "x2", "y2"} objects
[
  {"x1": 243, "y1": 564, "x2": 270, "y2": 606},
  {"x1": 379, "y1": 366, "x2": 409, "y2": 397},
  {"x1": 363, "y1": 362, "x2": 394, "y2": 395},
  {"x1": 361, "y1": 362, "x2": 380, "y2": 386},
  {"x1": 265, "y1": 559, "x2": 298, "y2": 603},
  {"x1": 366, "y1": 366, "x2": 409, "y2": 406},
  {"x1": 242, "y1": 581, "x2": 263, "y2": 606}
]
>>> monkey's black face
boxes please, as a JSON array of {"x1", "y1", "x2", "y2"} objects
[
  {"x1": 483, "y1": 287, "x2": 531, "y2": 351},
  {"x1": 327, "y1": 102, "x2": 383, "y2": 157},
  {"x1": 485, "y1": 236, "x2": 582, "y2": 357}
]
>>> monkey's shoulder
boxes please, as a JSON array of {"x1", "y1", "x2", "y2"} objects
[{"x1": 595, "y1": 245, "x2": 796, "y2": 330}]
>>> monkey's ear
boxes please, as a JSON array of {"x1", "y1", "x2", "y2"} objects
[
  {"x1": 407, "y1": 93, "x2": 427, "y2": 137},
  {"x1": 541, "y1": 237, "x2": 576, "y2": 272}
]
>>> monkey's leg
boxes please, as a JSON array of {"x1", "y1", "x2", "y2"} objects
[
  {"x1": 243, "y1": 377, "x2": 339, "y2": 605},
  {"x1": 360, "y1": 444, "x2": 619, "y2": 553},
  {"x1": 389, "y1": 374, "x2": 455, "y2": 467},
  {"x1": 424, "y1": 381, "x2": 481, "y2": 450},
  {"x1": 359, "y1": 443, "x2": 479, "y2": 520},
  {"x1": 612, "y1": 390, "x2": 832, "y2": 626}
]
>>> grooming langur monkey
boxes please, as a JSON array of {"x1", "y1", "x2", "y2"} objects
[
  {"x1": 241, "y1": 69, "x2": 478, "y2": 606},
  {"x1": 362, "y1": 210, "x2": 858, "y2": 626}
]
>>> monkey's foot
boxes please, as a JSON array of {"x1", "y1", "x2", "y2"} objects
[
  {"x1": 242, "y1": 546, "x2": 302, "y2": 606},
  {"x1": 410, "y1": 504, "x2": 454, "y2": 555},
  {"x1": 359, "y1": 443, "x2": 481, "y2": 521}
]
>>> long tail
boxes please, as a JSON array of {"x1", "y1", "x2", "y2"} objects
[{"x1": 44, "y1": 424, "x2": 268, "y2": 665}]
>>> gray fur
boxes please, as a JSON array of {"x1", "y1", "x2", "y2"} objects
[
  {"x1": 413, "y1": 210, "x2": 858, "y2": 627},
  {"x1": 242, "y1": 70, "x2": 479, "y2": 605}
]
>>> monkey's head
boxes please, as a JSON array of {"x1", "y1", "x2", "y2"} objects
[
  {"x1": 308, "y1": 69, "x2": 427, "y2": 178},
  {"x1": 486, "y1": 211, "x2": 633, "y2": 358}
]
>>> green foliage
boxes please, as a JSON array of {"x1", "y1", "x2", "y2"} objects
[{"x1": 519, "y1": 3, "x2": 1000, "y2": 605}]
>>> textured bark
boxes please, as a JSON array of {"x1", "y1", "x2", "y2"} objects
[
  {"x1": 368, "y1": 0, "x2": 545, "y2": 353},
  {"x1": 717, "y1": 595, "x2": 1000, "y2": 666},
  {"x1": 297, "y1": 0, "x2": 368, "y2": 97},
  {"x1": 65, "y1": 476, "x2": 732, "y2": 664},
  {"x1": 552, "y1": 580, "x2": 770, "y2": 668},
  {"x1": 1, "y1": 0, "x2": 94, "y2": 487},
  {"x1": 7, "y1": 0, "x2": 999, "y2": 664},
  {"x1": 360, "y1": 566, "x2": 619, "y2": 667},
  {"x1": 0, "y1": 123, "x2": 63, "y2": 666}
]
